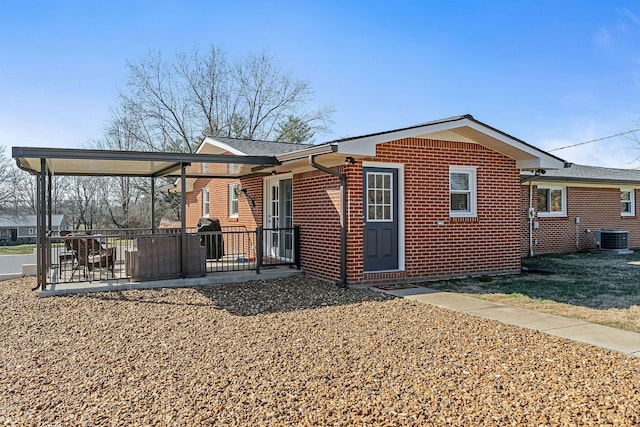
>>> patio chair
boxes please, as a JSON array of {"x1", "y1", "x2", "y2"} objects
[
  {"x1": 59, "y1": 230, "x2": 78, "y2": 268},
  {"x1": 75, "y1": 237, "x2": 116, "y2": 281}
]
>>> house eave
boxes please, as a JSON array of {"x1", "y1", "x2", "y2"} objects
[
  {"x1": 307, "y1": 115, "x2": 565, "y2": 170},
  {"x1": 275, "y1": 143, "x2": 338, "y2": 162}
]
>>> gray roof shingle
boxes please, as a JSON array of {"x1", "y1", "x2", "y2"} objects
[
  {"x1": 523, "y1": 164, "x2": 640, "y2": 184},
  {"x1": 0, "y1": 215, "x2": 66, "y2": 228},
  {"x1": 207, "y1": 136, "x2": 308, "y2": 156}
]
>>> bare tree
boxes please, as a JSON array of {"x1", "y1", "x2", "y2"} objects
[
  {"x1": 89, "y1": 106, "x2": 155, "y2": 228},
  {"x1": 0, "y1": 147, "x2": 18, "y2": 214},
  {"x1": 64, "y1": 176, "x2": 101, "y2": 229},
  {"x1": 233, "y1": 52, "x2": 332, "y2": 141},
  {"x1": 118, "y1": 45, "x2": 333, "y2": 152}
]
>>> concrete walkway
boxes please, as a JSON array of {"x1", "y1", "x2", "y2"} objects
[
  {"x1": 39, "y1": 268, "x2": 303, "y2": 297},
  {"x1": 379, "y1": 286, "x2": 640, "y2": 359}
]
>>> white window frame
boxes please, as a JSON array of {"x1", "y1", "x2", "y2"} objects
[
  {"x1": 621, "y1": 188, "x2": 635, "y2": 217},
  {"x1": 537, "y1": 186, "x2": 566, "y2": 217},
  {"x1": 449, "y1": 166, "x2": 477, "y2": 218},
  {"x1": 229, "y1": 183, "x2": 239, "y2": 218},
  {"x1": 202, "y1": 187, "x2": 210, "y2": 217},
  {"x1": 366, "y1": 171, "x2": 394, "y2": 222}
]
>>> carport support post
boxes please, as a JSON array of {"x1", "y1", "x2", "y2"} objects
[
  {"x1": 180, "y1": 163, "x2": 187, "y2": 278},
  {"x1": 47, "y1": 172, "x2": 52, "y2": 271},
  {"x1": 150, "y1": 178, "x2": 156, "y2": 232},
  {"x1": 47, "y1": 173, "x2": 52, "y2": 236},
  {"x1": 37, "y1": 158, "x2": 47, "y2": 290}
]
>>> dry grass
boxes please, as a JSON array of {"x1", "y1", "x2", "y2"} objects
[
  {"x1": 478, "y1": 293, "x2": 640, "y2": 332},
  {"x1": 428, "y1": 251, "x2": 640, "y2": 332}
]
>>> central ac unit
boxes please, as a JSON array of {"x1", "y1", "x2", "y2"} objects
[{"x1": 595, "y1": 229, "x2": 629, "y2": 251}]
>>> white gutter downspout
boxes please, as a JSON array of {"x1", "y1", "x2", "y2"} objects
[
  {"x1": 529, "y1": 181, "x2": 534, "y2": 258},
  {"x1": 309, "y1": 152, "x2": 348, "y2": 288}
]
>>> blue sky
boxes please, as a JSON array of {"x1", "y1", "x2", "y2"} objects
[{"x1": 1, "y1": 1, "x2": 640, "y2": 168}]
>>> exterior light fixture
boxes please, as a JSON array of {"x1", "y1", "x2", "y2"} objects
[{"x1": 240, "y1": 188, "x2": 256, "y2": 208}]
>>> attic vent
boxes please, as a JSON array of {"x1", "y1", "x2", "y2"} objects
[{"x1": 596, "y1": 229, "x2": 629, "y2": 250}]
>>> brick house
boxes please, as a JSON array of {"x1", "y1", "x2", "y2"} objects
[
  {"x1": 184, "y1": 115, "x2": 564, "y2": 285},
  {"x1": 521, "y1": 164, "x2": 640, "y2": 256}
]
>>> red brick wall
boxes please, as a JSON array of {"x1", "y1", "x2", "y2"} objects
[
  {"x1": 295, "y1": 138, "x2": 522, "y2": 284},
  {"x1": 292, "y1": 169, "x2": 343, "y2": 281},
  {"x1": 184, "y1": 137, "x2": 524, "y2": 285},
  {"x1": 185, "y1": 177, "x2": 262, "y2": 230},
  {"x1": 521, "y1": 184, "x2": 640, "y2": 255}
]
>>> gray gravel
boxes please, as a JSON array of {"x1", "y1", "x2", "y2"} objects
[{"x1": 1, "y1": 276, "x2": 640, "y2": 426}]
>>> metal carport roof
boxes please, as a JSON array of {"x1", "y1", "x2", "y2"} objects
[
  {"x1": 12, "y1": 147, "x2": 281, "y2": 178},
  {"x1": 11, "y1": 146, "x2": 283, "y2": 291}
]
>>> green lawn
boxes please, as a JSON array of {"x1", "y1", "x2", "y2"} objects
[{"x1": 0, "y1": 244, "x2": 36, "y2": 255}]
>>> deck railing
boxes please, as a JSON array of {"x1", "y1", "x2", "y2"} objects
[{"x1": 46, "y1": 226, "x2": 300, "y2": 285}]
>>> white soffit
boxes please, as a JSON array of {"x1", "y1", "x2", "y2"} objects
[
  {"x1": 197, "y1": 137, "x2": 248, "y2": 155},
  {"x1": 333, "y1": 117, "x2": 564, "y2": 170}
]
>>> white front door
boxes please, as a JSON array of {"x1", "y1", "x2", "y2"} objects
[{"x1": 265, "y1": 177, "x2": 293, "y2": 260}]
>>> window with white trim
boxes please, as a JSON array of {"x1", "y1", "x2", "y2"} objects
[
  {"x1": 449, "y1": 166, "x2": 477, "y2": 217},
  {"x1": 621, "y1": 189, "x2": 635, "y2": 216},
  {"x1": 537, "y1": 186, "x2": 566, "y2": 217},
  {"x1": 366, "y1": 172, "x2": 393, "y2": 221},
  {"x1": 229, "y1": 183, "x2": 239, "y2": 217},
  {"x1": 202, "y1": 187, "x2": 210, "y2": 217}
]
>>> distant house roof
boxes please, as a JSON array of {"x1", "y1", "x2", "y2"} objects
[
  {"x1": 198, "y1": 136, "x2": 307, "y2": 156},
  {"x1": 522, "y1": 164, "x2": 640, "y2": 185},
  {"x1": 0, "y1": 215, "x2": 66, "y2": 228}
]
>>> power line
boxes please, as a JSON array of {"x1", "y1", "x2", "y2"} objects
[{"x1": 547, "y1": 128, "x2": 640, "y2": 152}]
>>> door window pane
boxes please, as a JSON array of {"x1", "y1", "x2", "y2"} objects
[{"x1": 366, "y1": 172, "x2": 393, "y2": 221}]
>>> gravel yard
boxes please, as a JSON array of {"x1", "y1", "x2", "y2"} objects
[{"x1": 2, "y1": 276, "x2": 640, "y2": 426}]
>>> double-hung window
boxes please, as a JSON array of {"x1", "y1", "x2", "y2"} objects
[
  {"x1": 449, "y1": 166, "x2": 477, "y2": 217},
  {"x1": 202, "y1": 187, "x2": 210, "y2": 217},
  {"x1": 537, "y1": 186, "x2": 566, "y2": 217},
  {"x1": 229, "y1": 183, "x2": 239, "y2": 218},
  {"x1": 621, "y1": 189, "x2": 635, "y2": 216}
]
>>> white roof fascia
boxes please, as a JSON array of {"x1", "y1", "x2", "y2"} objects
[
  {"x1": 516, "y1": 158, "x2": 563, "y2": 170},
  {"x1": 318, "y1": 117, "x2": 565, "y2": 171},
  {"x1": 197, "y1": 137, "x2": 248, "y2": 156},
  {"x1": 276, "y1": 144, "x2": 337, "y2": 162},
  {"x1": 458, "y1": 120, "x2": 565, "y2": 170},
  {"x1": 334, "y1": 120, "x2": 472, "y2": 157}
]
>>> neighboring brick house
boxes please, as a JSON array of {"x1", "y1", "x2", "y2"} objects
[
  {"x1": 184, "y1": 115, "x2": 564, "y2": 285},
  {"x1": 521, "y1": 164, "x2": 640, "y2": 256}
]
